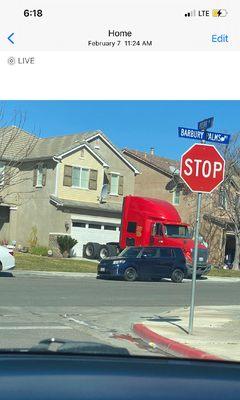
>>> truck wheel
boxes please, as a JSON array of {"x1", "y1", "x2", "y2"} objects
[
  {"x1": 83, "y1": 242, "x2": 100, "y2": 259},
  {"x1": 124, "y1": 267, "x2": 137, "y2": 282},
  {"x1": 171, "y1": 269, "x2": 184, "y2": 283},
  {"x1": 99, "y1": 245, "x2": 110, "y2": 260}
]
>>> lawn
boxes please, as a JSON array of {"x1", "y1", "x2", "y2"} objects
[
  {"x1": 15, "y1": 253, "x2": 240, "y2": 277},
  {"x1": 15, "y1": 253, "x2": 98, "y2": 273}
]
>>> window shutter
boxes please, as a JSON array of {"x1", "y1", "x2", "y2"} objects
[
  {"x1": 42, "y1": 167, "x2": 47, "y2": 186},
  {"x1": 4, "y1": 165, "x2": 11, "y2": 186},
  {"x1": 63, "y1": 165, "x2": 72, "y2": 187},
  {"x1": 118, "y1": 175, "x2": 124, "y2": 195},
  {"x1": 33, "y1": 166, "x2": 37, "y2": 186},
  {"x1": 89, "y1": 169, "x2": 98, "y2": 190}
]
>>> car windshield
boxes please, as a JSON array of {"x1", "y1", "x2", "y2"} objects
[
  {"x1": 164, "y1": 225, "x2": 191, "y2": 238},
  {"x1": 0, "y1": 101, "x2": 239, "y2": 364},
  {"x1": 118, "y1": 247, "x2": 142, "y2": 258}
]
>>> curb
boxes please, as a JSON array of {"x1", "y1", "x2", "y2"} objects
[
  {"x1": 205, "y1": 276, "x2": 240, "y2": 283},
  {"x1": 133, "y1": 323, "x2": 222, "y2": 361},
  {"x1": 14, "y1": 270, "x2": 97, "y2": 278}
]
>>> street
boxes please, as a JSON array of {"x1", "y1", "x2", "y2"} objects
[{"x1": 0, "y1": 272, "x2": 239, "y2": 355}]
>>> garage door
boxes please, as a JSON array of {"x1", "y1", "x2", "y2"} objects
[{"x1": 71, "y1": 220, "x2": 120, "y2": 257}]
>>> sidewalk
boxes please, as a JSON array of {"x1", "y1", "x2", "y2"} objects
[
  {"x1": 133, "y1": 306, "x2": 240, "y2": 362},
  {"x1": 13, "y1": 270, "x2": 96, "y2": 278}
]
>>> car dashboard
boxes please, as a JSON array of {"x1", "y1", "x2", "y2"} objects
[{"x1": 0, "y1": 353, "x2": 240, "y2": 400}]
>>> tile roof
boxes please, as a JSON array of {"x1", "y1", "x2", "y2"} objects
[
  {"x1": 122, "y1": 148, "x2": 179, "y2": 176},
  {"x1": 0, "y1": 126, "x2": 38, "y2": 160},
  {"x1": 25, "y1": 130, "x2": 99, "y2": 160},
  {"x1": 0, "y1": 127, "x2": 105, "y2": 160},
  {"x1": 0, "y1": 127, "x2": 140, "y2": 173}
]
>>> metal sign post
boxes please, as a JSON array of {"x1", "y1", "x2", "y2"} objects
[
  {"x1": 188, "y1": 192, "x2": 202, "y2": 334},
  {"x1": 188, "y1": 129, "x2": 205, "y2": 335},
  {"x1": 179, "y1": 117, "x2": 227, "y2": 335}
]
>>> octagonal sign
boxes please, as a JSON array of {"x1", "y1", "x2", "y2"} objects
[{"x1": 180, "y1": 143, "x2": 225, "y2": 193}]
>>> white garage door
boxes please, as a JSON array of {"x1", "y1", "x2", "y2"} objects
[{"x1": 71, "y1": 220, "x2": 120, "y2": 257}]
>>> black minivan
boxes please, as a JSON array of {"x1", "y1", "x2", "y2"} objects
[{"x1": 97, "y1": 246, "x2": 188, "y2": 283}]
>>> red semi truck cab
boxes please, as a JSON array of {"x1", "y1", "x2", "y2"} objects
[{"x1": 119, "y1": 196, "x2": 208, "y2": 267}]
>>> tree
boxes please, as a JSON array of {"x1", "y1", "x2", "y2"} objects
[
  {"x1": 217, "y1": 133, "x2": 240, "y2": 270},
  {"x1": 166, "y1": 133, "x2": 240, "y2": 269},
  {"x1": 0, "y1": 106, "x2": 38, "y2": 203}
]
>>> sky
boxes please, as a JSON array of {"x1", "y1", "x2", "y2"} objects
[{"x1": 2, "y1": 100, "x2": 240, "y2": 160}]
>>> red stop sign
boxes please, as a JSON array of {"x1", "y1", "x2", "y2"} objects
[{"x1": 180, "y1": 143, "x2": 225, "y2": 193}]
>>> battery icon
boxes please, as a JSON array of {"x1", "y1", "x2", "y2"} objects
[{"x1": 212, "y1": 9, "x2": 228, "y2": 17}]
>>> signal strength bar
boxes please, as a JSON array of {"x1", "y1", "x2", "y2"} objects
[{"x1": 185, "y1": 10, "x2": 196, "y2": 17}]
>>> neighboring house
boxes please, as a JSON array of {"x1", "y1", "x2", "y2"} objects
[
  {"x1": 201, "y1": 177, "x2": 240, "y2": 266},
  {"x1": 0, "y1": 127, "x2": 139, "y2": 256},
  {"x1": 122, "y1": 148, "x2": 191, "y2": 223},
  {"x1": 122, "y1": 148, "x2": 239, "y2": 267}
]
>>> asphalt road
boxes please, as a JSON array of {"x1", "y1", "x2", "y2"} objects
[
  {"x1": 0, "y1": 273, "x2": 239, "y2": 307},
  {"x1": 0, "y1": 273, "x2": 239, "y2": 355}
]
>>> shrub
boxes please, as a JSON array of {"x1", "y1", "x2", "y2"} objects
[
  {"x1": 30, "y1": 246, "x2": 49, "y2": 256},
  {"x1": 57, "y1": 236, "x2": 77, "y2": 257}
]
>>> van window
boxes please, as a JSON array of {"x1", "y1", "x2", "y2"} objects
[
  {"x1": 127, "y1": 221, "x2": 137, "y2": 233},
  {"x1": 141, "y1": 248, "x2": 159, "y2": 258},
  {"x1": 119, "y1": 247, "x2": 142, "y2": 258},
  {"x1": 159, "y1": 248, "x2": 173, "y2": 258}
]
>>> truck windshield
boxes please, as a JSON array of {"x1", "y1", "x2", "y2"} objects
[
  {"x1": 118, "y1": 247, "x2": 142, "y2": 258},
  {"x1": 164, "y1": 225, "x2": 190, "y2": 238}
]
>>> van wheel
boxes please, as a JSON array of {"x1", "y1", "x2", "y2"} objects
[
  {"x1": 171, "y1": 269, "x2": 184, "y2": 283},
  {"x1": 124, "y1": 267, "x2": 137, "y2": 282}
]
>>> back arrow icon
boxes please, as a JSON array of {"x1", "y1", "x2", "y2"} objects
[{"x1": 8, "y1": 33, "x2": 15, "y2": 44}]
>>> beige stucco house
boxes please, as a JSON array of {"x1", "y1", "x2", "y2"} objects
[{"x1": 0, "y1": 127, "x2": 139, "y2": 256}]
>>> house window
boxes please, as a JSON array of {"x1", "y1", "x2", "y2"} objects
[
  {"x1": 72, "y1": 167, "x2": 90, "y2": 189},
  {"x1": 72, "y1": 222, "x2": 86, "y2": 228},
  {"x1": 172, "y1": 189, "x2": 180, "y2": 205},
  {"x1": 104, "y1": 225, "x2": 117, "y2": 231},
  {"x1": 36, "y1": 165, "x2": 43, "y2": 187},
  {"x1": 0, "y1": 162, "x2": 5, "y2": 185},
  {"x1": 88, "y1": 223, "x2": 101, "y2": 229},
  {"x1": 94, "y1": 139, "x2": 100, "y2": 149},
  {"x1": 80, "y1": 149, "x2": 85, "y2": 158},
  {"x1": 110, "y1": 174, "x2": 119, "y2": 195},
  {"x1": 34, "y1": 164, "x2": 46, "y2": 188},
  {"x1": 218, "y1": 189, "x2": 227, "y2": 209}
]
